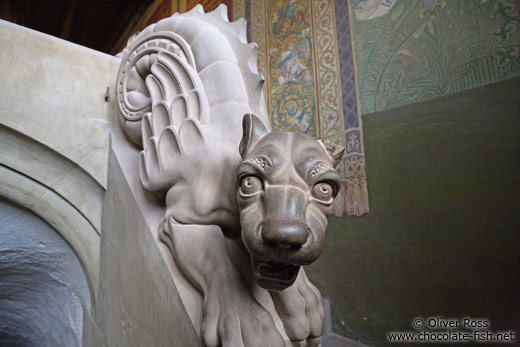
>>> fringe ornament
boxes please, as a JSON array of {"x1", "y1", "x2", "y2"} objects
[{"x1": 332, "y1": 179, "x2": 369, "y2": 217}]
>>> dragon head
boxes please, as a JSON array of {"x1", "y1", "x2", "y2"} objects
[{"x1": 236, "y1": 114, "x2": 345, "y2": 291}]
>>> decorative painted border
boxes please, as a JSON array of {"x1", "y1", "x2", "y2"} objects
[
  {"x1": 251, "y1": 0, "x2": 268, "y2": 98},
  {"x1": 312, "y1": 0, "x2": 344, "y2": 139},
  {"x1": 232, "y1": 0, "x2": 246, "y2": 20},
  {"x1": 332, "y1": 0, "x2": 368, "y2": 216}
]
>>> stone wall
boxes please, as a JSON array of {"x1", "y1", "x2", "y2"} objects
[
  {"x1": 0, "y1": 20, "x2": 120, "y2": 293},
  {"x1": 85, "y1": 131, "x2": 201, "y2": 346}
]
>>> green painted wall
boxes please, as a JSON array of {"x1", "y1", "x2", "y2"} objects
[
  {"x1": 307, "y1": 77, "x2": 520, "y2": 346},
  {"x1": 351, "y1": 0, "x2": 520, "y2": 115}
]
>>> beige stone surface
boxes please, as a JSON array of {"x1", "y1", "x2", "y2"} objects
[
  {"x1": 0, "y1": 19, "x2": 119, "y2": 301},
  {"x1": 85, "y1": 131, "x2": 201, "y2": 346},
  {"x1": 0, "y1": 19, "x2": 119, "y2": 189},
  {"x1": 0, "y1": 125, "x2": 104, "y2": 232}
]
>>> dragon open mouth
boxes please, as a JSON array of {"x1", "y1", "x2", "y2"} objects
[{"x1": 252, "y1": 256, "x2": 300, "y2": 291}]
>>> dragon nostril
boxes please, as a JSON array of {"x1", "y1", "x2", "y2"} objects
[{"x1": 262, "y1": 221, "x2": 308, "y2": 248}]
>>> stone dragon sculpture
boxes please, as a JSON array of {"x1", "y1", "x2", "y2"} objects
[{"x1": 116, "y1": 5, "x2": 344, "y2": 346}]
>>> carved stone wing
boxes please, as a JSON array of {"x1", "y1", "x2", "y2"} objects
[
  {"x1": 116, "y1": 5, "x2": 270, "y2": 196},
  {"x1": 116, "y1": 21, "x2": 210, "y2": 194}
]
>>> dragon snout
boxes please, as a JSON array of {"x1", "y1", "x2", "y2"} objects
[{"x1": 261, "y1": 220, "x2": 308, "y2": 249}]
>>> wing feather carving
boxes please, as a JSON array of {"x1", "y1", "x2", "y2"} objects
[{"x1": 116, "y1": 4, "x2": 269, "y2": 199}]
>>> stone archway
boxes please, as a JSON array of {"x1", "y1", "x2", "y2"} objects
[{"x1": 0, "y1": 198, "x2": 91, "y2": 346}]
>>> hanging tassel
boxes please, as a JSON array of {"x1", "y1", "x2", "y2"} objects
[
  {"x1": 332, "y1": 179, "x2": 369, "y2": 217},
  {"x1": 359, "y1": 178, "x2": 369, "y2": 215},
  {"x1": 331, "y1": 181, "x2": 346, "y2": 216}
]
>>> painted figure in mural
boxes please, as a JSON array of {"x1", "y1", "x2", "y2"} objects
[
  {"x1": 116, "y1": 5, "x2": 344, "y2": 347},
  {"x1": 267, "y1": 0, "x2": 318, "y2": 136},
  {"x1": 273, "y1": 0, "x2": 308, "y2": 36},
  {"x1": 277, "y1": 49, "x2": 306, "y2": 84}
]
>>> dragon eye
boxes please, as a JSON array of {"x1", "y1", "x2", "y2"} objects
[
  {"x1": 240, "y1": 176, "x2": 263, "y2": 195},
  {"x1": 312, "y1": 182, "x2": 333, "y2": 201}
]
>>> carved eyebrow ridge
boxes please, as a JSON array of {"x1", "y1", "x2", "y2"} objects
[
  {"x1": 236, "y1": 160, "x2": 267, "y2": 181},
  {"x1": 245, "y1": 156, "x2": 272, "y2": 169},
  {"x1": 306, "y1": 161, "x2": 334, "y2": 180}
]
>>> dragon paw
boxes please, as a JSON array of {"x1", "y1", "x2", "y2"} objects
[
  {"x1": 271, "y1": 270, "x2": 324, "y2": 347},
  {"x1": 202, "y1": 282, "x2": 285, "y2": 347}
]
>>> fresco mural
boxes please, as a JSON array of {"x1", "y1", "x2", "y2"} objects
[
  {"x1": 350, "y1": 0, "x2": 520, "y2": 114},
  {"x1": 267, "y1": 0, "x2": 318, "y2": 135}
]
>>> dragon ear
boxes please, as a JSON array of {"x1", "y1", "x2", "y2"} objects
[
  {"x1": 239, "y1": 114, "x2": 268, "y2": 159},
  {"x1": 317, "y1": 139, "x2": 345, "y2": 168}
]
